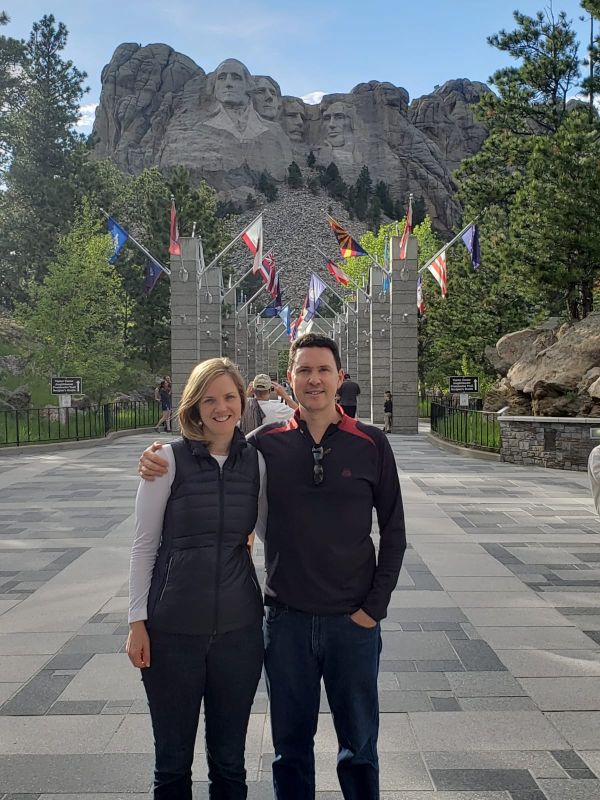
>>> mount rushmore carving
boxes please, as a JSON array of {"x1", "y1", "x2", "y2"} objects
[{"x1": 92, "y1": 43, "x2": 490, "y2": 231}]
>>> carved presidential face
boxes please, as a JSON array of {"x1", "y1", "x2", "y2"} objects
[
  {"x1": 282, "y1": 99, "x2": 305, "y2": 141},
  {"x1": 253, "y1": 76, "x2": 281, "y2": 120},
  {"x1": 214, "y1": 59, "x2": 250, "y2": 108},
  {"x1": 323, "y1": 102, "x2": 351, "y2": 147}
]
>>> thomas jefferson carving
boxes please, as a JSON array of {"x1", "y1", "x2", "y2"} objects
[{"x1": 253, "y1": 75, "x2": 282, "y2": 120}]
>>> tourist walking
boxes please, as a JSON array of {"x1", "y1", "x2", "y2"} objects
[
  {"x1": 128, "y1": 357, "x2": 266, "y2": 799},
  {"x1": 383, "y1": 390, "x2": 393, "y2": 433},
  {"x1": 336, "y1": 372, "x2": 361, "y2": 418},
  {"x1": 155, "y1": 379, "x2": 172, "y2": 432}
]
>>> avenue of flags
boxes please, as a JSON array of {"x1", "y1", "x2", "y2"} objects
[{"x1": 104, "y1": 194, "x2": 484, "y2": 330}]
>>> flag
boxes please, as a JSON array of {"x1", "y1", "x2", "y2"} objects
[
  {"x1": 383, "y1": 274, "x2": 391, "y2": 294},
  {"x1": 428, "y1": 250, "x2": 447, "y2": 298},
  {"x1": 169, "y1": 198, "x2": 181, "y2": 257},
  {"x1": 107, "y1": 217, "x2": 128, "y2": 263},
  {"x1": 384, "y1": 237, "x2": 390, "y2": 270},
  {"x1": 306, "y1": 273, "x2": 327, "y2": 319},
  {"x1": 240, "y1": 217, "x2": 263, "y2": 274},
  {"x1": 399, "y1": 200, "x2": 412, "y2": 260},
  {"x1": 417, "y1": 274, "x2": 425, "y2": 315},
  {"x1": 265, "y1": 252, "x2": 278, "y2": 297},
  {"x1": 257, "y1": 249, "x2": 274, "y2": 285},
  {"x1": 325, "y1": 259, "x2": 350, "y2": 287},
  {"x1": 144, "y1": 258, "x2": 162, "y2": 295},
  {"x1": 461, "y1": 223, "x2": 481, "y2": 269},
  {"x1": 260, "y1": 300, "x2": 280, "y2": 317},
  {"x1": 278, "y1": 304, "x2": 291, "y2": 335},
  {"x1": 327, "y1": 217, "x2": 368, "y2": 258}
]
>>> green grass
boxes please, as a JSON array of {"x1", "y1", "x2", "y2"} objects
[{"x1": 431, "y1": 409, "x2": 500, "y2": 452}]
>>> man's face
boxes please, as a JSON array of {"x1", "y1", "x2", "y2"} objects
[
  {"x1": 288, "y1": 347, "x2": 344, "y2": 414},
  {"x1": 323, "y1": 102, "x2": 348, "y2": 147},
  {"x1": 214, "y1": 60, "x2": 249, "y2": 107},
  {"x1": 282, "y1": 101, "x2": 305, "y2": 140},
  {"x1": 254, "y1": 78, "x2": 281, "y2": 119}
]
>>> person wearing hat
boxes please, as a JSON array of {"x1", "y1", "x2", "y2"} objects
[{"x1": 239, "y1": 373, "x2": 297, "y2": 434}]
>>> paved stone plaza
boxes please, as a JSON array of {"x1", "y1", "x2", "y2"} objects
[{"x1": 1, "y1": 429, "x2": 600, "y2": 798}]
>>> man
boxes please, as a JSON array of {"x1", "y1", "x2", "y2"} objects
[
  {"x1": 239, "y1": 373, "x2": 297, "y2": 433},
  {"x1": 337, "y1": 372, "x2": 361, "y2": 418},
  {"x1": 138, "y1": 334, "x2": 406, "y2": 800},
  {"x1": 589, "y1": 444, "x2": 600, "y2": 516}
]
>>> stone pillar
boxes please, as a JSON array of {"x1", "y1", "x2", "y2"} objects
[
  {"x1": 247, "y1": 312, "x2": 257, "y2": 382},
  {"x1": 346, "y1": 299, "x2": 358, "y2": 378},
  {"x1": 390, "y1": 234, "x2": 418, "y2": 433},
  {"x1": 356, "y1": 286, "x2": 371, "y2": 420},
  {"x1": 369, "y1": 265, "x2": 391, "y2": 426},
  {"x1": 236, "y1": 302, "x2": 249, "y2": 381},
  {"x1": 170, "y1": 238, "x2": 200, "y2": 416}
]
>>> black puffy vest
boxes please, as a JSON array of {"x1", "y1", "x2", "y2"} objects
[{"x1": 147, "y1": 430, "x2": 263, "y2": 635}]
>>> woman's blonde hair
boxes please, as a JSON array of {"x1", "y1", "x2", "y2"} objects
[{"x1": 178, "y1": 357, "x2": 246, "y2": 441}]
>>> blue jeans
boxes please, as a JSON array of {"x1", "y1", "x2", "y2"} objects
[
  {"x1": 142, "y1": 624, "x2": 263, "y2": 799},
  {"x1": 264, "y1": 607, "x2": 382, "y2": 800}
]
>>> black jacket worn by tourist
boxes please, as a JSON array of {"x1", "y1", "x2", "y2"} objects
[
  {"x1": 146, "y1": 429, "x2": 263, "y2": 635},
  {"x1": 247, "y1": 409, "x2": 406, "y2": 621}
]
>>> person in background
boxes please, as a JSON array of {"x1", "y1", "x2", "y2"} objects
[
  {"x1": 383, "y1": 390, "x2": 393, "y2": 434},
  {"x1": 336, "y1": 372, "x2": 361, "y2": 418},
  {"x1": 155, "y1": 379, "x2": 172, "y2": 433},
  {"x1": 128, "y1": 357, "x2": 266, "y2": 799},
  {"x1": 239, "y1": 373, "x2": 297, "y2": 434}
]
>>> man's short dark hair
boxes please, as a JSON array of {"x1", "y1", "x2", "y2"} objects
[
  {"x1": 288, "y1": 333, "x2": 342, "y2": 371},
  {"x1": 344, "y1": 373, "x2": 350, "y2": 380}
]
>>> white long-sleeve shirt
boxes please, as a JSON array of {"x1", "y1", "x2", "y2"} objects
[
  {"x1": 129, "y1": 443, "x2": 268, "y2": 623},
  {"x1": 589, "y1": 444, "x2": 600, "y2": 517}
]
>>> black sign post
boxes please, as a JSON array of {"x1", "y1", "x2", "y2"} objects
[
  {"x1": 448, "y1": 376, "x2": 479, "y2": 394},
  {"x1": 51, "y1": 377, "x2": 83, "y2": 394}
]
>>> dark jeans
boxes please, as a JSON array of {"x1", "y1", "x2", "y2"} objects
[
  {"x1": 341, "y1": 405, "x2": 357, "y2": 418},
  {"x1": 142, "y1": 623, "x2": 264, "y2": 800},
  {"x1": 264, "y1": 607, "x2": 381, "y2": 800}
]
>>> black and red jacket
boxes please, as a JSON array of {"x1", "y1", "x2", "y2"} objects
[{"x1": 247, "y1": 407, "x2": 406, "y2": 621}]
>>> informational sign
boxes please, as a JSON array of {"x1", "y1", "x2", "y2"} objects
[
  {"x1": 590, "y1": 427, "x2": 600, "y2": 440},
  {"x1": 459, "y1": 393, "x2": 469, "y2": 408},
  {"x1": 58, "y1": 394, "x2": 71, "y2": 408},
  {"x1": 448, "y1": 376, "x2": 479, "y2": 394},
  {"x1": 51, "y1": 377, "x2": 82, "y2": 394}
]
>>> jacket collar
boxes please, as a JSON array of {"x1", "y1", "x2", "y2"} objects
[{"x1": 186, "y1": 426, "x2": 248, "y2": 459}]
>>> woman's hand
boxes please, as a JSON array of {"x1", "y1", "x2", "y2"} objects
[{"x1": 126, "y1": 620, "x2": 151, "y2": 668}]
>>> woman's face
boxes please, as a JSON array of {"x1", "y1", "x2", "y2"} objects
[{"x1": 198, "y1": 374, "x2": 242, "y2": 441}]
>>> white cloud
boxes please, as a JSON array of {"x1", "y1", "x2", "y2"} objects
[
  {"x1": 77, "y1": 102, "x2": 98, "y2": 129},
  {"x1": 301, "y1": 91, "x2": 325, "y2": 105}
]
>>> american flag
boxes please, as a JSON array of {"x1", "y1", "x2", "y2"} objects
[
  {"x1": 427, "y1": 251, "x2": 447, "y2": 298},
  {"x1": 417, "y1": 275, "x2": 425, "y2": 315}
]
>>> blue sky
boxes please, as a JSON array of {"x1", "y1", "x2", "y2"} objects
[{"x1": 4, "y1": 0, "x2": 592, "y2": 130}]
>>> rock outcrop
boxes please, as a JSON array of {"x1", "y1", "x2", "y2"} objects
[
  {"x1": 92, "y1": 45, "x2": 490, "y2": 233},
  {"x1": 485, "y1": 313, "x2": 600, "y2": 416}
]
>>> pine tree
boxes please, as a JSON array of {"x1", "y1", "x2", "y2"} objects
[
  {"x1": 306, "y1": 150, "x2": 316, "y2": 168},
  {"x1": 286, "y1": 161, "x2": 303, "y2": 189}
]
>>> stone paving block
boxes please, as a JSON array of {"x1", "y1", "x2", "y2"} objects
[
  {"x1": 409, "y1": 711, "x2": 568, "y2": 751},
  {"x1": 496, "y1": 649, "x2": 600, "y2": 677},
  {"x1": 57, "y1": 634, "x2": 126, "y2": 655},
  {"x1": 0, "y1": 682, "x2": 19, "y2": 705},
  {"x1": 478, "y1": 627, "x2": 599, "y2": 650},
  {"x1": 579, "y1": 750, "x2": 600, "y2": 777},
  {"x1": 387, "y1": 608, "x2": 468, "y2": 623},
  {"x1": 47, "y1": 701, "x2": 106, "y2": 715},
  {"x1": 0, "y1": 753, "x2": 153, "y2": 792},
  {"x1": 430, "y1": 768, "x2": 540, "y2": 791},
  {"x1": 0, "y1": 715, "x2": 123, "y2": 754},
  {"x1": 0, "y1": 633, "x2": 71, "y2": 656},
  {"x1": 449, "y1": 592, "x2": 549, "y2": 608},
  {"x1": 446, "y1": 672, "x2": 527, "y2": 697},
  {"x1": 415, "y1": 659, "x2": 464, "y2": 672},
  {"x1": 451, "y1": 640, "x2": 507, "y2": 671},
  {"x1": 544, "y1": 712, "x2": 600, "y2": 749},
  {"x1": 0, "y1": 670, "x2": 73, "y2": 715},
  {"x1": 459, "y1": 697, "x2": 538, "y2": 711},
  {"x1": 0, "y1": 655, "x2": 48, "y2": 683},
  {"x1": 463, "y1": 608, "x2": 573, "y2": 628},
  {"x1": 396, "y1": 672, "x2": 451, "y2": 691},
  {"x1": 424, "y1": 749, "x2": 567, "y2": 779},
  {"x1": 518, "y1": 677, "x2": 600, "y2": 711},
  {"x1": 58, "y1": 653, "x2": 145, "y2": 702},
  {"x1": 382, "y1": 632, "x2": 457, "y2": 661},
  {"x1": 439, "y1": 577, "x2": 527, "y2": 592},
  {"x1": 537, "y1": 779, "x2": 600, "y2": 798}
]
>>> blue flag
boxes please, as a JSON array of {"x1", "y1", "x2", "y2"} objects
[
  {"x1": 107, "y1": 217, "x2": 129, "y2": 264},
  {"x1": 278, "y1": 304, "x2": 291, "y2": 336},
  {"x1": 461, "y1": 224, "x2": 481, "y2": 269},
  {"x1": 260, "y1": 299, "x2": 281, "y2": 317},
  {"x1": 144, "y1": 258, "x2": 162, "y2": 294}
]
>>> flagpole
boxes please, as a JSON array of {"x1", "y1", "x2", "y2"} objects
[
  {"x1": 268, "y1": 327, "x2": 289, "y2": 347},
  {"x1": 326, "y1": 215, "x2": 390, "y2": 276},
  {"x1": 100, "y1": 208, "x2": 171, "y2": 276},
  {"x1": 237, "y1": 283, "x2": 268, "y2": 313},
  {"x1": 310, "y1": 245, "x2": 367, "y2": 305},
  {"x1": 418, "y1": 214, "x2": 484, "y2": 275},
  {"x1": 203, "y1": 211, "x2": 264, "y2": 272}
]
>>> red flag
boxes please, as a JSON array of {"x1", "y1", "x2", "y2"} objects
[
  {"x1": 428, "y1": 251, "x2": 447, "y2": 298},
  {"x1": 326, "y1": 260, "x2": 350, "y2": 287},
  {"x1": 399, "y1": 200, "x2": 412, "y2": 260},
  {"x1": 169, "y1": 198, "x2": 181, "y2": 257}
]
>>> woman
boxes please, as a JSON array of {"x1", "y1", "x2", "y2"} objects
[
  {"x1": 127, "y1": 357, "x2": 266, "y2": 799},
  {"x1": 155, "y1": 379, "x2": 172, "y2": 433}
]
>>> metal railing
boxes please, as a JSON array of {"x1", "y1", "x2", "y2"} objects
[
  {"x1": 430, "y1": 401, "x2": 500, "y2": 452},
  {"x1": 0, "y1": 400, "x2": 161, "y2": 448},
  {"x1": 419, "y1": 394, "x2": 483, "y2": 418}
]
